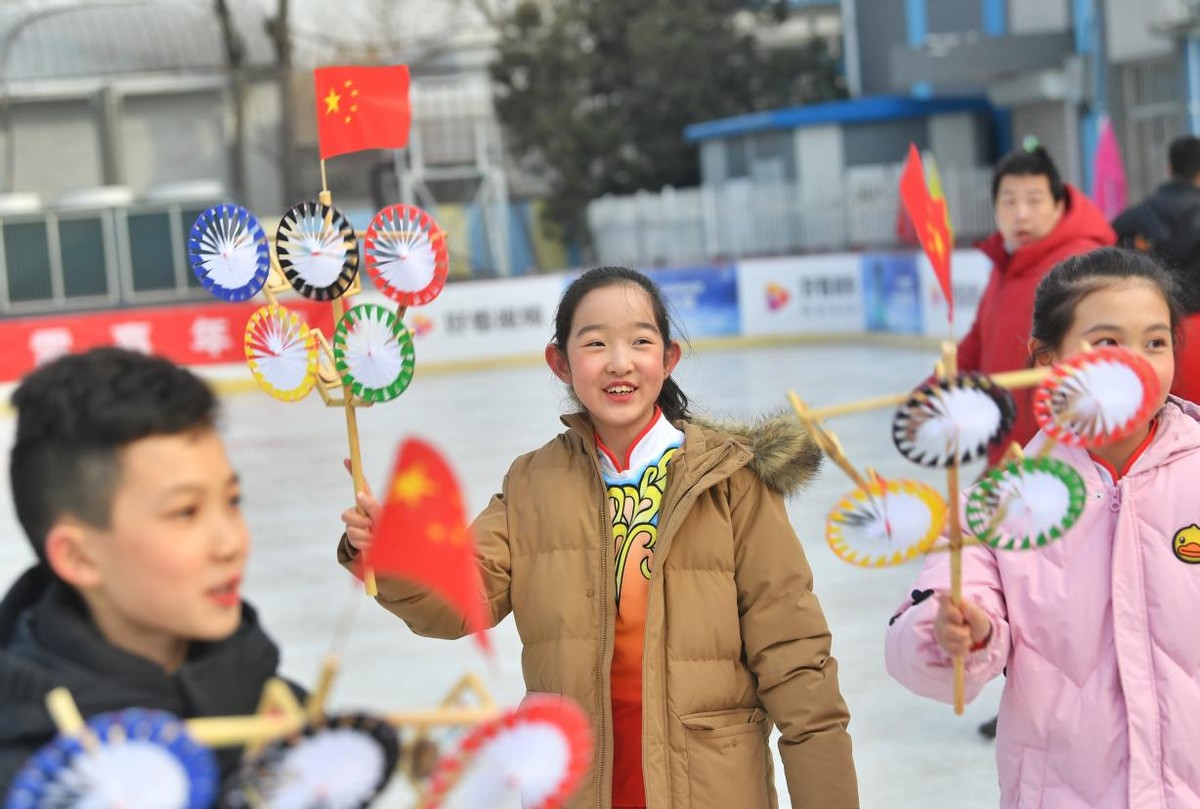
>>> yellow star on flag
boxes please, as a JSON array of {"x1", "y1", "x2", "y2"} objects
[
  {"x1": 341, "y1": 80, "x2": 360, "y2": 124},
  {"x1": 925, "y1": 223, "x2": 945, "y2": 262},
  {"x1": 323, "y1": 87, "x2": 341, "y2": 115},
  {"x1": 392, "y1": 464, "x2": 435, "y2": 506},
  {"x1": 426, "y1": 522, "x2": 466, "y2": 545}
]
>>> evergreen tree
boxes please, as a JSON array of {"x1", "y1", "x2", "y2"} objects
[{"x1": 490, "y1": 0, "x2": 846, "y2": 243}]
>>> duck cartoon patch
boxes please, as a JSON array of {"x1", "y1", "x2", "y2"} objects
[{"x1": 1173, "y1": 525, "x2": 1200, "y2": 564}]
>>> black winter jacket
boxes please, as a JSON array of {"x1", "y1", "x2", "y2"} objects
[
  {"x1": 1113, "y1": 179, "x2": 1200, "y2": 312},
  {"x1": 0, "y1": 565, "x2": 292, "y2": 797}
]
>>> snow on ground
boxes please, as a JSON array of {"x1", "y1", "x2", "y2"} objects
[{"x1": 0, "y1": 341, "x2": 1003, "y2": 807}]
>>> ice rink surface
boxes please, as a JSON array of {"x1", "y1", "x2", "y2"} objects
[{"x1": 0, "y1": 341, "x2": 1004, "y2": 807}]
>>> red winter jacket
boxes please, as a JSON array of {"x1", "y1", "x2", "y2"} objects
[{"x1": 959, "y1": 185, "x2": 1115, "y2": 464}]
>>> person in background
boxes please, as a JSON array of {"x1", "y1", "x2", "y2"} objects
[
  {"x1": 887, "y1": 248, "x2": 1200, "y2": 808},
  {"x1": 339, "y1": 267, "x2": 860, "y2": 808},
  {"x1": 959, "y1": 144, "x2": 1116, "y2": 469},
  {"x1": 1113, "y1": 134, "x2": 1200, "y2": 402},
  {"x1": 956, "y1": 143, "x2": 1115, "y2": 740},
  {"x1": 0, "y1": 348, "x2": 296, "y2": 794}
]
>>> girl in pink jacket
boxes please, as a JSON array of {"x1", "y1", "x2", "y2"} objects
[{"x1": 886, "y1": 247, "x2": 1200, "y2": 808}]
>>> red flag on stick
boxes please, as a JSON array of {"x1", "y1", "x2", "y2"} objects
[
  {"x1": 899, "y1": 143, "x2": 954, "y2": 323},
  {"x1": 314, "y1": 65, "x2": 411, "y2": 160},
  {"x1": 363, "y1": 437, "x2": 491, "y2": 653}
]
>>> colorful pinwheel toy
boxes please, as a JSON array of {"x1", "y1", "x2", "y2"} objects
[
  {"x1": 1033, "y1": 345, "x2": 1162, "y2": 447},
  {"x1": 826, "y1": 477, "x2": 947, "y2": 568},
  {"x1": 364, "y1": 204, "x2": 449, "y2": 307},
  {"x1": 420, "y1": 696, "x2": 593, "y2": 809},
  {"x1": 188, "y1": 204, "x2": 270, "y2": 302},
  {"x1": 4, "y1": 709, "x2": 218, "y2": 809},
  {"x1": 221, "y1": 713, "x2": 400, "y2": 809},
  {"x1": 892, "y1": 372, "x2": 1016, "y2": 467},
  {"x1": 965, "y1": 457, "x2": 1087, "y2": 551},
  {"x1": 333, "y1": 304, "x2": 416, "y2": 403},
  {"x1": 244, "y1": 304, "x2": 320, "y2": 402}
]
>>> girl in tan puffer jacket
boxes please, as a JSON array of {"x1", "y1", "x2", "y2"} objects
[{"x1": 340, "y1": 266, "x2": 859, "y2": 808}]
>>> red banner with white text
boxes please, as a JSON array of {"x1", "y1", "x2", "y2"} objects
[{"x1": 0, "y1": 300, "x2": 336, "y2": 383}]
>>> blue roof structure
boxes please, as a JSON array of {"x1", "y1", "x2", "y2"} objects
[{"x1": 683, "y1": 94, "x2": 993, "y2": 142}]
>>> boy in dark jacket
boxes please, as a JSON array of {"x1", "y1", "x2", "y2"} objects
[{"x1": 0, "y1": 348, "x2": 291, "y2": 794}]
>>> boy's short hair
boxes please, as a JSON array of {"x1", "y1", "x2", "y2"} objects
[
  {"x1": 991, "y1": 145, "x2": 1066, "y2": 203},
  {"x1": 10, "y1": 348, "x2": 218, "y2": 562},
  {"x1": 1168, "y1": 135, "x2": 1200, "y2": 181}
]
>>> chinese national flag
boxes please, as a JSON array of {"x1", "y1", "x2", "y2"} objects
[
  {"x1": 899, "y1": 143, "x2": 954, "y2": 323},
  {"x1": 363, "y1": 437, "x2": 491, "y2": 653},
  {"x1": 314, "y1": 65, "x2": 411, "y2": 160}
]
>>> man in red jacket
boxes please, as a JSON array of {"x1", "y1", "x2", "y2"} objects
[
  {"x1": 960, "y1": 145, "x2": 1116, "y2": 467},
  {"x1": 964, "y1": 146, "x2": 1115, "y2": 742}
]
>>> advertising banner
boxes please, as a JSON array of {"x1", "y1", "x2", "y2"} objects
[
  {"x1": 918, "y1": 249, "x2": 993, "y2": 338},
  {"x1": 737, "y1": 255, "x2": 863, "y2": 335},
  {"x1": 644, "y1": 263, "x2": 740, "y2": 338},
  {"x1": 404, "y1": 275, "x2": 562, "y2": 364},
  {"x1": 0, "y1": 299, "x2": 334, "y2": 383},
  {"x1": 861, "y1": 253, "x2": 923, "y2": 334}
]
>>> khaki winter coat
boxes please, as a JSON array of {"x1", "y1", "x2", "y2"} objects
[{"x1": 339, "y1": 414, "x2": 858, "y2": 808}]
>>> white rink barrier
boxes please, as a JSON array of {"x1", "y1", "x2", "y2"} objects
[{"x1": 0, "y1": 249, "x2": 991, "y2": 385}]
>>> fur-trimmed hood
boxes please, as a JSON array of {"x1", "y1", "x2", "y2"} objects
[{"x1": 690, "y1": 412, "x2": 822, "y2": 496}]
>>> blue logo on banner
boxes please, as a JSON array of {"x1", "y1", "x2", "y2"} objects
[
  {"x1": 862, "y1": 254, "x2": 923, "y2": 334},
  {"x1": 644, "y1": 264, "x2": 740, "y2": 338}
]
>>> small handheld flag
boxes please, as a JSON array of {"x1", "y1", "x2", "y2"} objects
[
  {"x1": 899, "y1": 143, "x2": 954, "y2": 324},
  {"x1": 363, "y1": 438, "x2": 491, "y2": 653},
  {"x1": 314, "y1": 65, "x2": 412, "y2": 160}
]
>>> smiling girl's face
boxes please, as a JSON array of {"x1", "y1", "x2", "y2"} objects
[{"x1": 545, "y1": 283, "x2": 680, "y2": 460}]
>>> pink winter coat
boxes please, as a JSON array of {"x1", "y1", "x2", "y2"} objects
[{"x1": 886, "y1": 399, "x2": 1200, "y2": 808}]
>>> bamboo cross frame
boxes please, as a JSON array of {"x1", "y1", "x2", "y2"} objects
[
  {"x1": 310, "y1": 161, "x2": 379, "y2": 598},
  {"x1": 39, "y1": 675, "x2": 506, "y2": 809},
  {"x1": 255, "y1": 182, "x2": 451, "y2": 600},
  {"x1": 790, "y1": 342, "x2": 1050, "y2": 715},
  {"x1": 805, "y1": 365, "x2": 1053, "y2": 421},
  {"x1": 43, "y1": 673, "x2": 502, "y2": 751},
  {"x1": 787, "y1": 391, "x2": 871, "y2": 491}
]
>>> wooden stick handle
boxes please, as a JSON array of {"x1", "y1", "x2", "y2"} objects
[
  {"x1": 45, "y1": 688, "x2": 86, "y2": 737},
  {"x1": 806, "y1": 365, "x2": 1053, "y2": 421},
  {"x1": 940, "y1": 342, "x2": 967, "y2": 716},
  {"x1": 188, "y1": 714, "x2": 306, "y2": 748},
  {"x1": 384, "y1": 705, "x2": 500, "y2": 728},
  {"x1": 187, "y1": 706, "x2": 501, "y2": 748},
  {"x1": 787, "y1": 391, "x2": 870, "y2": 490},
  {"x1": 329, "y1": 293, "x2": 377, "y2": 597},
  {"x1": 307, "y1": 655, "x2": 339, "y2": 722}
]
